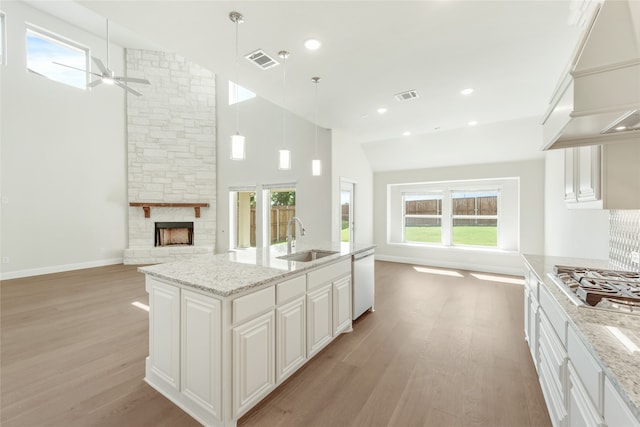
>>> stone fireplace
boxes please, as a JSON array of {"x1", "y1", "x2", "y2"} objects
[{"x1": 123, "y1": 49, "x2": 216, "y2": 264}]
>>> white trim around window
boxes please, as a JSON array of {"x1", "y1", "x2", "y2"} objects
[{"x1": 389, "y1": 177, "x2": 519, "y2": 252}]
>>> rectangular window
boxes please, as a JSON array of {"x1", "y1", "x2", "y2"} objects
[
  {"x1": 26, "y1": 26, "x2": 88, "y2": 89},
  {"x1": 269, "y1": 188, "x2": 296, "y2": 246},
  {"x1": 0, "y1": 12, "x2": 6, "y2": 65},
  {"x1": 229, "y1": 80, "x2": 256, "y2": 105},
  {"x1": 451, "y1": 191, "x2": 499, "y2": 247},
  {"x1": 403, "y1": 193, "x2": 443, "y2": 244},
  {"x1": 390, "y1": 178, "x2": 517, "y2": 252}
]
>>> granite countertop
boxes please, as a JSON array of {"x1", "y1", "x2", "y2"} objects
[
  {"x1": 139, "y1": 242, "x2": 375, "y2": 297},
  {"x1": 523, "y1": 254, "x2": 640, "y2": 420}
]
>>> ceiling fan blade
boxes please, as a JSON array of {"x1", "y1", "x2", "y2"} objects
[
  {"x1": 52, "y1": 61, "x2": 102, "y2": 78},
  {"x1": 114, "y1": 80, "x2": 143, "y2": 97},
  {"x1": 87, "y1": 79, "x2": 103, "y2": 88},
  {"x1": 114, "y1": 76, "x2": 151, "y2": 85},
  {"x1": 92, "y1": 57, "x2": 109, "y2": 75}
]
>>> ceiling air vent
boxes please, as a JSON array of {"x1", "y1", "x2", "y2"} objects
[
  {"x1": 245, "y1": 49, "x2": 279, "y2": 70},
  {"x1": 394, "y1": 90, "x2": 419, "y2": 102}
]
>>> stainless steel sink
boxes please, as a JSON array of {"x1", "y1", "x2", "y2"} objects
[{"x1": 277, "y1": 250, "x2": 339, "y2": 262}]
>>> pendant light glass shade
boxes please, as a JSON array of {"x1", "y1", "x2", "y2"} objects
[
  {"x1": 230, "y1": 11, "x2": 245, "y2": 161},
  {"x1": 231, "y1": 133, "x2": 245, "y2": 160},
  {"x1": 279, "y1": 149, "x2": 291, "y2": 170},
  {"x1": 312, "y1": 159, "x2": 322, "y2": 176}
]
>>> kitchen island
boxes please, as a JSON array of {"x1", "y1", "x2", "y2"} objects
[
  {"x1": 523, "y1": 254, "x2": 640, "y2": 427},
  {"x1": 139, "y1": 243, "x2": 374, "y2": 427}
]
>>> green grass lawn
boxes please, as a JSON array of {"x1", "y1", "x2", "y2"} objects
[
  {"x1": 405, "y1": 226, "x2": 497, "y2": 247},
  {"x1": 341, "y1": 226, "x2": 349, "y2": 242}
]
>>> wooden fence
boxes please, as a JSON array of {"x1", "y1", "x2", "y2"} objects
[{"x1": 249, "y1": 206, "x2": 296, "y2": 246}]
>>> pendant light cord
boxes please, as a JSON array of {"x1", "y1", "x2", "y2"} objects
[
  {"x1": 314, "y1": 78, "x2": 319, "y2": 157},
  {"x1": 234, "y1": 17, "x2": 240, "y2": 134},
  {"x1": 283, "y1": 54, "x2": 287, "y2": 149}
]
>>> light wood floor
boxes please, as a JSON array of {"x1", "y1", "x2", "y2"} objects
[{"x1": 1, "y1": 261, "x2": 550, "y2": 427}]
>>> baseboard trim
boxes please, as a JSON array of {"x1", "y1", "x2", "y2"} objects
[
  {"x1": 375, "y1": 254, "x2": 524, "y2": 277},
  {"x1": 0, "y1": 258, "x2": 124, "y2": 281}
]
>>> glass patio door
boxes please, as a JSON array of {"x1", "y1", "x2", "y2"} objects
[{"x1": 340, "y1": 180, "x2": 355, "y2": 244}]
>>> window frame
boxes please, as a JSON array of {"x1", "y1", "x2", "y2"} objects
[
  {"x1": 450, "y1": 189, "x2": 500, "y2": 248},
  {"x1": 25, "y1": 23, "x2": 90, "y2": 89},
  {"x1": 389, "y1": 178, "x2": 518, "y2": 252},
  {"x1": 401, "y1": 191, "x2": 443, "y2": 245}
]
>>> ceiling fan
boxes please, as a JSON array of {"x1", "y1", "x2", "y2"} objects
[{"x1": 54, "y1": 19, "x2": 151, "y2": 96}]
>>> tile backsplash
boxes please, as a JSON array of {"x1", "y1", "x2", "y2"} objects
[{"x1": 609, "y1": 210, "x2": 640, "y2": 272}]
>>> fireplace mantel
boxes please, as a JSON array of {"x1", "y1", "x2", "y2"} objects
[{"x1": 129, "y1": 202, "x2": 210, "y2": 218}]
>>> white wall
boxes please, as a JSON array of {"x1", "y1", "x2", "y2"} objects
[
  {"x1": 363, "y1": 117, "x2": 545, "y2": 172},
  {"x1": 543, "y1": 149, "x2": 609, "y2": 260},
  {"x1": 331, "y1": 129, "x2": 374, "y2": 245},
  {"x1": 0, "y1": 1, "x2": 127, "y2": 279},
  {"x1": 374, "y1": 159, "x2": 545, "y2": 275},
  {"x1": 215, "y1": 76, "x2": 332, "y2": 252}
]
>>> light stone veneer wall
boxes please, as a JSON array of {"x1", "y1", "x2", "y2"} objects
[
  {"x1": 609, "y1": 210, "x2": 640, "y2": 272},
  {"x1": 124, "y1": 49, "x2": 216, "y2": 264}
]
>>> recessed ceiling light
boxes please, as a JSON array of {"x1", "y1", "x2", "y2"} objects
[
  {"x1": 615, "y1": 125, "x2": 627, "y2": 131},
  {"x1": 304, "y1": 39, "x2": 321, "y2": 50},
  {"x1": 468, "y1": 120, "x2": 478, "y2": 126},
  {"x1": 403, "y1": 131, "x2": 411, "y2": 136},
  {"x1": 461, "y1": 88, "x2": 474, "y2": 95},
  {"x1": 377, "y1": 107, "x2": 388, "y2": 114}
]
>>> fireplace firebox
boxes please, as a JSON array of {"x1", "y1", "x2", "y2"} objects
[{"x1": 155, "y1": 222, "x2": 194, "y2": 247}]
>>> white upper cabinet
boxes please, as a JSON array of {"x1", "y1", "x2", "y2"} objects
[{"x1": 564, "y1": 141, "x2": 640, "y2": 209}]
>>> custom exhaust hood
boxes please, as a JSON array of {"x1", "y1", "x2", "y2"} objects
[{"x1": 541, "y1": 0, "x2": 640, "y2": 150}]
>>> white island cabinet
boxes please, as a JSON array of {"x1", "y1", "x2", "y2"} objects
[
  {"x1": 140, "y1": 245, "x2": 372, "y2": 427},
  {"x1": 523, "y1": 255, "x2": 640, "y2": 427}
]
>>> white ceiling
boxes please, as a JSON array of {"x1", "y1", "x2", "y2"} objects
[{"x1": 24, "y1": 0, "x2": 586, "y2": 170}]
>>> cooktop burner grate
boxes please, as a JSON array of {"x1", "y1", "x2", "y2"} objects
[{"x1": 552, "y1": 265, "x2": 640, "y2": 315}]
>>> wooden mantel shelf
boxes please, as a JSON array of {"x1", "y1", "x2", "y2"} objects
[{"x1": 129, "y1": 202, "x2": 209, "y2": 218}]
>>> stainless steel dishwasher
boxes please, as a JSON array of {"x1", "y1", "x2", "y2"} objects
[{"x1": 352, "y1": 249, "x2": 375, "y2": 320}]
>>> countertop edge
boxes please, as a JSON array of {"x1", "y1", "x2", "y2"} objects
[{"x1": 139, "y1": 244, "x2": 375, "y2": 298}]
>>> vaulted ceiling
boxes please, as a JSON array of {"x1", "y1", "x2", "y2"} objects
[{"x1": 25, "y1": 0, "x2": 586, "y2": 170}]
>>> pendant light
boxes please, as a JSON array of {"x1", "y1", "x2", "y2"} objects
[
  {"x1": 229, "y1": 11, "x2": 245, "y2": 160},
  {"x1": 311, "y1": 77, "x2": 322, "y2": 176},
  {"x1": 278, "y1": 50, "x2": 291, "y2": 170}
]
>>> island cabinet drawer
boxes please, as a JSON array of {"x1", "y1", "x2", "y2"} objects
[
  {"x1": 276, "y1": 275, "x2": 306, "y2": 305},
  {"x1": 307, "y1": 259, "x2": 351, "y2": 291},
  {"x1": 567, "y1": 326, "x2": 603, "y2": 412},
  {"x1": 604, "y1": 376, "x2": 640, "y2": 427},
  {"x1": 232, "y1": 286, "x2": 275, "y2": 325},
  {"x1": 539, "y1": 284, "x2": 568, "y2": 347}
]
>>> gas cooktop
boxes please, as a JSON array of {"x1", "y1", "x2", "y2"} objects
[{"x1": 549, "y1": 265, "x2": 640, "y2": 316}]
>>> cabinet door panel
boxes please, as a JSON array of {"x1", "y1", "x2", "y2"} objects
[
  {"x1": 565, "y1": 147, "x2": 577, "y2": 202},
  {"x1": 233, "y1": 311, "x2": 275, "y2": 417},
  {"x1": 276, "y1": 297, "x2": 306, "y2": 383},
  {"x1": 333, "y1": 275, "x2": 351, "y2": 336},
  {"x1": 181, "y1": 290, "x2": 222, "y2": 419},
  {"x1": 604, "y1": 376, "x2": 640, "y2": 427},
  {"x1": 307, "y1": 284, "x2": 332, "y2": 357},
  {"x1": 148, "y1": 279, "x2": 180, "y2": 389},
  {"x1": 568, "y1": 364, "x2": 603, "y2": 427},
  {"x1": 576, "y1": 145, "x2": 601, "y2": 203}
]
